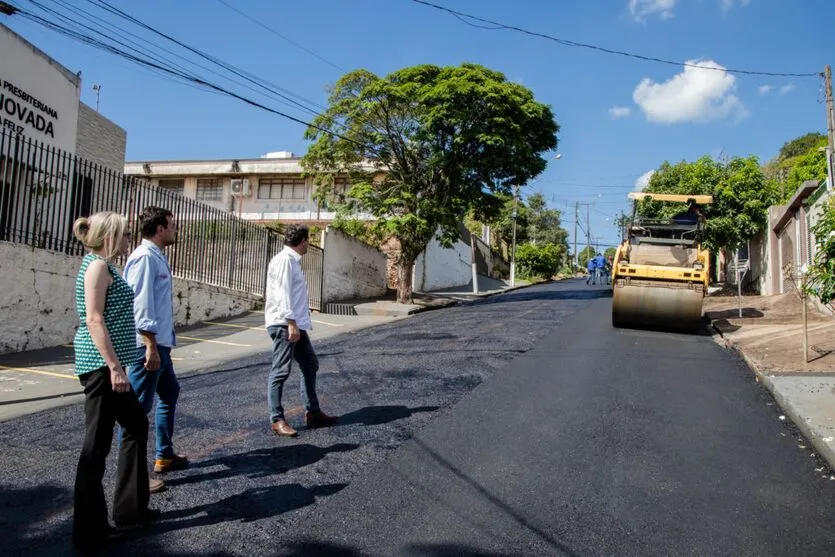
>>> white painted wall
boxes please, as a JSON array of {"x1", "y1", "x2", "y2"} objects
[
  {"x1": 0, "y1": 242, "x2": 261, "y2": 355},
  {"x1": 321, "y1": 227, "x2": 387, "y2": 303},
  {"x1": 0, "y1": 24, "x2": 80, "y2": 151},
  {"x1": 413, "y1": 234, "x2": 472, "y2": 292}
]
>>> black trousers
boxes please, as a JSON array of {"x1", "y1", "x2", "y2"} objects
[{"x1": 73, "y1": 367, "x2": 150, "y2": 544}]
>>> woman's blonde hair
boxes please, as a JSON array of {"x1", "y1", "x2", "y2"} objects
[{"x1": 72, "y1": 211, "x2": 129, "y2": 260}]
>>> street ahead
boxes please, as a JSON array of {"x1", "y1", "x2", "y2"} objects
[{"x1": 2, "y1": 280, "x2": 834, "y2": 557}]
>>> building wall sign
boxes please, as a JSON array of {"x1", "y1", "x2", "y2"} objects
[{"x1": 0, "y1": 25, "x2": 80, "y2": 151}]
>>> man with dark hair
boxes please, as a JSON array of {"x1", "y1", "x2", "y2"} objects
[
  {"x1": 672, "y1": 199, "x2": 704, "y2": 225},
  {"x1": 264, "y1": 224, "x2": 337, "y2": 437},
  {"x1": 123, "y1": 206, "x2": 187, "y2": 490}
]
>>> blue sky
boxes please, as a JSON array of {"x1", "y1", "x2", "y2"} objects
[{"x1": 3, "y1": 0, "x2": 832, "y2": 249}]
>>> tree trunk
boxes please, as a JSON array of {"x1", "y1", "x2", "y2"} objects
[{"x1": 396, "y1": 257, "x2": 415, "y2": 304}]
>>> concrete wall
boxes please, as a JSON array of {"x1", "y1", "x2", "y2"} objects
[
  {"x1": 0, "y1": 241, "x2": 261, "y2": 355},
  {"x1": 75, "y1": 103, "x2": 127, "y2": 172},
  {"x1": 321, "y1": 227, "x2": 387, "y2": 303},
  {"x1": 413, "y1": 233, "x2": 471, "y2": 292}
]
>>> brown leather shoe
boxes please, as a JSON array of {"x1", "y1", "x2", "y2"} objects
[
  {"x1": 154, "y1": 454, "x2": 189, "y2": 474},
  {"x1": 305, "y1": 410, "x2": 338, "y2": 428},
  {"x1": 149, "y1": 478, "x2": 167, "y2": 494},
  {"x1": 271, "y1": 419, "x2": 297, "y2": 437}
]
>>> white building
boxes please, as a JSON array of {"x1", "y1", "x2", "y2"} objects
[
  {"x1": 0, "y1": 23, "x2": 127, "y2": 170},
  {"x1": 124, "y1": 151, "x2": 363, "y2": 224}
]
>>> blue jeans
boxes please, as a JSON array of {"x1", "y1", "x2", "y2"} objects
[
  {"x1": 267, "y1": 326, "x2": 320, "y2": 423},
  {"x1": 125, "y1": 345, "x2": 180, "y2": 460}
]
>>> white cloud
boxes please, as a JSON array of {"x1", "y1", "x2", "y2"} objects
[
  {"x1": 779, "y1": 83, "x2": 795, "y2": 96},
  {"x1": 632, "y1": 59, "x2": 748, "y2": 124},
  {"x1": 629, "y1": 0, "x2": 677, "y2": 21},
  {"x1": 758, "y1": 84, "x2": 774, "y2": 95},
  {"x1": 609, "y1": 106, "x2": 632, "y2": 119},
  {"x1": 635, "y1": 170, "x2": 656, "y2": 191}
]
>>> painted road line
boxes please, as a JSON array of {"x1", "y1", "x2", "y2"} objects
[
  {"x1": 249, "y1": 310, "x2": 265, "y2": 314},
  {"x1": 177, "y1": 336, "x2": 252, "y2": 347},
  {"x1": 203, "y1": 321, "x2": 265, "y2": 331},
  {"x1": 312, "y1": 319, "x2": 345, "y2": 328},
  {"x1": 0, "y1": 364, "x2": 76, "y2": 380}
]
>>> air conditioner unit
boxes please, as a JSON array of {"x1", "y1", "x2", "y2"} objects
[{"x1": 230, "y1": 178, "x2": 250, "y2": 197}]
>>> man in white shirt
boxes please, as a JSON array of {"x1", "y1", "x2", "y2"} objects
[{"x1": 265, "y1": 224, "x2": 337, "y2": 437}]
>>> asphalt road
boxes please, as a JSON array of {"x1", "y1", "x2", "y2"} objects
[{"x1": 2, "y1": 280, "x2": 834, "y2": 556}]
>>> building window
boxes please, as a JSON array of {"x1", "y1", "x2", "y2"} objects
[
  {"x1": 258, "y1": 177, "x2": 306, "y2": 200},
  {"x1": 196, "y1": 178, "x2": 222, "y2": 201},
  {"x1": 158, "y1": 178, "x2": 184, "y2": 196}
]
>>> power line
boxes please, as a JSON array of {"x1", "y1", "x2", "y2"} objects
[
  {"x1": 13, "y1": 5, "x2": 362, "y2": 146},
  {"x1": 90, "y1": 0, "x2": 329, "y2": 117},
  {"x1": 215, "y1": 0, "x2": 345, "y2": 73},
  {"x1": 47, "y1": 0, "x2": 314, "y2": 111},
  {"x1": 411, "y1": 0, "x2": 820, "y2": 78}
]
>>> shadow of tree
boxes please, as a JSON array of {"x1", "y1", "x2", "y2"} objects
[
  {"x1": 274, "y1": 541, "x2": 529, "y2": 557},
  {"x1": 109, "y1": 483, "x2": 348, "y2": 554},
  {"x1": 704, "y1": 308, "x2": 765, "y2": 320},
  {"x1": 336, "y1": 405, "x2": 439, "y2": 427},
  {"x1": 167, "y1": 443, "x2": 359, "y2": 487},
  {"x1": 481, "y1": 288, "x2": 613, "y2": 304},
  {"x1": 0, "y1": 484, "x2": 73, "y2": 556}
]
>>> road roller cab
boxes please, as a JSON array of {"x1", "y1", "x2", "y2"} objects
[{"x1": 612, "y1": 193, "x2": 713, "y2": 333}]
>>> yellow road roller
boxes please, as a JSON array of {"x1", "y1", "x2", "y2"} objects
[{"x1": 611, "y1": 192, "x2": 713, "y2": 332}]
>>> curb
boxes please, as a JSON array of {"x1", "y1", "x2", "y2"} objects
[{"x1": 711, "y1": 322, "x2": 835, "y2": 472}]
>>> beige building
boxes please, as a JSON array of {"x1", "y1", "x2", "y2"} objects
[{"x1": 124, "y1": 151, "x2": 360, "y2": 224}]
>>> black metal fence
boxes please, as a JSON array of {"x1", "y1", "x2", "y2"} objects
[{"x1": 0, "y1": 128, "x2": 325, "y2": 309}]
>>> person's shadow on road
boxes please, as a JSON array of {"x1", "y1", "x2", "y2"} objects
[
  {"x1": 336, "y1": 405, "x2": 439, "y2": 427},
  {"x1": 166, "y1": 442, "x2": 359, "y2": 487},
  {"x1": 114, "y1": 483, "x2": 347, "y2": 546}
]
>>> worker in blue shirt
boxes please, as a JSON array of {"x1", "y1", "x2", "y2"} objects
[
  {"x1": 586, "y1": 257, "x2": 596, "y2": 285},
  {"x1": 593, "y1": 252, "x2": 606, "y2": 284}
]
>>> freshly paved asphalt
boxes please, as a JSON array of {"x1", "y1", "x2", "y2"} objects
[{"x1": 2, "y1": 280, "x2": 834, "y2": 556}]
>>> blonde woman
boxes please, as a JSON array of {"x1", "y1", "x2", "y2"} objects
[{"x1": 71, "y1": 212, "x2": 157, "y2": 549}]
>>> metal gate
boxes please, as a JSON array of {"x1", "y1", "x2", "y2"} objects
[{"x1": 301, "y1": 244, "x2": 324, "y2": 312}]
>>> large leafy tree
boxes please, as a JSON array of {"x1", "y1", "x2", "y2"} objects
[
  {"x1": 763, "y1": 133, "x2": 828, "y2": 201},
  {"x1": 302, "y1": 64, "x2": 558, "y2": 302},
  {"x1": 778, "y1": 132, "x2": 827, "y2": 160},
  {"x1": 526, "y1": 192, "x2": 569, "y2": 247},
  {"x1": 639, "y1": 156, "x2": 778, "y2": 251}
]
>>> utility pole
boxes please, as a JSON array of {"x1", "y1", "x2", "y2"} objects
[
  {"x1": 573, "y1": 202, "x2": 578, "y2": 272},
  {"x1": 510, "y1": 185, "x2": 519, "y2": 287},
  {"x1": 825, "y1": 65, "x2": 834, "y2": 190},
  {"x1": 586, "y1": 203, "x2": 591, "y2": 256}
]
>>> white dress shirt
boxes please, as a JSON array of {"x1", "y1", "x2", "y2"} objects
[{"x1": 265, "y1": 246, "x2": 312, "y2": 331}]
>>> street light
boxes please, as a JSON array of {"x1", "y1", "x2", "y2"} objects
[{"x1": 510, "y1": 153, "x2": 563, "y2": 287}]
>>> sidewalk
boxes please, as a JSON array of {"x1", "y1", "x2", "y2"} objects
[{"x1": 705, "y1": 292, "x2": 835, "y2": 473}]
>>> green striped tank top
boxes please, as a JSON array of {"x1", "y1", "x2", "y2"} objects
[{"x1": 73, "y1": 253, "x2": 137, "y2": 375}]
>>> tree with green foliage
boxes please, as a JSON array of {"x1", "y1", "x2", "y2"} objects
[
  {"x1": 806, "y1": 197, "x2": 835, "y2": 304},
  {"x1": 782, "y1": 137, "x2": 828, "y2": 200},
  {"x1": 764, "y1": 133, "x2": 828, "y2": 202},
  {"x1": 604, "y1": 247, "x2": 617, "y2": 259},
  {"x1": 640, "y1": 155, "x2": 778, "y2": 251},
  {"x1": 302, "y1": 63, "x2": 558, "y2": 303},
  {"x1": 526, "y1": 192, "x2": 569, "y2": 247},
  {"x1": 466, "y1": 191, "x2": 530, "y2": 246},
  {"x1": 778, "y1": 132, "x2": 827, "y2": 161},
  {"x1": 577, "y1": 246, "x2": 596, "y2": 268},
  {"x1": 516, "y1": 243, "x2": 561, "y2": 280}
]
